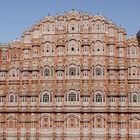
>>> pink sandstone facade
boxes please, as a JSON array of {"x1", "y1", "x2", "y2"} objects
[{"x1": 0, "y1": 11, "x2": 140, "y2": 140}]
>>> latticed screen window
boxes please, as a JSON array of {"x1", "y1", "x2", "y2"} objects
[
  {"x1": 9, "y1": 94, "x2": 17, "y2": 103},
  {"x1": 44, "y1": 69, "x2": 50, "y2": 76},
  {"x1": 96, "y1": 93, "x2": 103, "y2": 102},
  {"x1": 68, "y1": 93, "x2": 76, "y2": 101},
  {"x1": 69, "y1": 67, "x2": 76, "y2": 76},
  {"x1": 133, "y1": 94, "x2": 138, "y2": 102},
  {"x1": 10, "y1": 94, "x2": 14, "y2": 102},
  {"x1": 96, "y1": 68, "x2": 101, "y2": 76},
  {"x1": 43, "y1": 94, "x2": 50, "y2": 102}
]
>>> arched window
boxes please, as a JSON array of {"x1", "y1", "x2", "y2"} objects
[
  {"x1": 130, "y1": 67, "x2": 137, "y2": 78},
  {"x1": 93, "y1": 91, "x2": 105, "y2": 103},
  {"x1": 42, "y1": 66, "x2": 53, "y2": 77},
  {"x1": 65, "y1": 115, "x2": 80, "y2": 129},
  {"x1": 66, "y1": 91, "x2": 79, "y2": 102},
  {"x1": 96, "y1": 67, "x2": 102, "y2": 76},
  {"x1": 68, "y1": 93, "x2": 76, "y2": 101},
  {"x1": 23, "y1": 49, "x2": 30, "y2": 59},
  {"x1": 67, "y1": 117, "x2": 79, "y2": 128},
  {"x1": 69, "y1": 67, "x2": 76, "y2": 76},
  {"x1": 7, "y1": 116, "x2": 17, "y2": 129},
  {"x1": 69, "y1": 19, "x2": 78, "y2": 33},
  {"x1": 129, "y1": 46, "x2": 137, "y2": 57},
  {"x1": 10, "y1": 94, "x2": 14, "y2": 102},
  {"x1": 43, "y1": 42, "x2": 53, "y2": 55},
  {"x1": 43, "y1": 94, "x2": 49, "y2": 102},
  {"x1": 94, "y1": 65, "x2": 105, "y2": 78},
  {"x1": 129, "y1": 93, "x2": 139, "y2": 103},
  {"x1": 43, "y1": 117, "x2": 49, "y2": 128},
  {"x1": 11, "y1": 68, "x2": 16, "y2": 77},
  {"x1": 93, "y1": 116, "x2": 105, "y2": 129},
  {"x1": 96, "y1": 117, "x2": 102, "y2": 128},
  {"x1": 96, "y1": 93, "x2": 103, "y2": 102},
  {"x1": 10, "y1": 68, "x2": 19, "y2": 79},
  {"x1": 44, "y1": 68, "x2": 50, "y2": 76},
  {"x1": 41, "y1": 92, "x2": 52, "y2": 103},
  {"x1": 131, "y1": 47, "x2": 135, "y2": 54},
  {"x1": 118, "y1": 48, "x2": 124, "y2": 57},
  {"x1": 129, "y1": 119, "x2": 140, "y2": 132},
  {"x1": 11, "y1": 49, "x2": 18, "y2": 60},
  {"x1": 41, "y1": 116, "x2": 52, "y2": 129},
  {"x1": 9, "y1": 94, "x2": 17, "y2": 103},
  {"x1": 132, "y1": 94, "x2": 138, "y2": 102}
]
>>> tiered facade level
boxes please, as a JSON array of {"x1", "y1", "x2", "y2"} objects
[{"x1": 0, "y1": 11, "x2": 140, "y2": 140}]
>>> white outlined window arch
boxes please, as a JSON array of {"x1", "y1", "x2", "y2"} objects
[
  {"x1": 129, "y1": 92, "x2": 139, "y2": 103},
  {"x1": 65, "y1": 90, "x2": 80, "y2": 102},
  {"x1": 9, "y1": 93, "x2": 17, "y2": 103},
  {"x1": 40, "y1": 92, "x2": 52, "y2": 103},
  {"x1": 42, "y1": 66, "x2": 54, "y2": 77},
  {"x1": 93, "y1": 91, "x2": 105, "y2": 103},
  {"x1": 93, "y1": 65, "x2": 105, "y2": 78},
  {"x1": 68, "y1": 64, "x2": 79, "y2": 76}
]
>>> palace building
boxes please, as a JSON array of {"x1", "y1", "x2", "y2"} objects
[{"x1": 0, "y1": 11, "x2": 140, "y2": 140}]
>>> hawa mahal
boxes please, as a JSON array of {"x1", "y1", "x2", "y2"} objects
[{"x1": 0, "y1": 10, "x2": 140, "y2": 140}]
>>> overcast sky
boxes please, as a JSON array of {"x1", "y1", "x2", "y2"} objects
[{"x1": 0, "y1": 0, "x2": 139, "y2": 43}]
